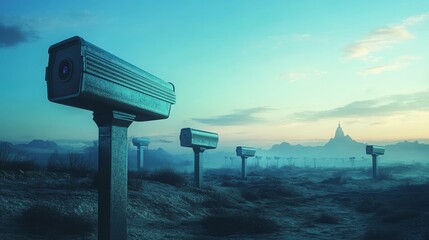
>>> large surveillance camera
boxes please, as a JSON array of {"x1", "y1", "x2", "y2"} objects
[
  {"x1": 180, "y1": 128, "x2": 218, "y2": 150},
  {"x1": 236, "y1": 146, "x2": 256, "y2": 157},
  {"x1": 45, "y1": 36, "x2": 176, "y2": 121},
  {"x1": 366, "y1": 145, "x2": 385, "y2": 156}
]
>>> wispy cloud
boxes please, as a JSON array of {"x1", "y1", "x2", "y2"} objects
[
  {"x1": 0, "y1": 22, "x2": 37, "y2": 47},
  {"x1": 359, "y1": 56, "x2": 420, "y2": 75},
  {"x1": 293, "y1": 91, "x2": 429, "y2": 121},
  {"x1": 193, "y1": 107, "x2": 273, "y2": 126},
  {"x1": 0, "y1": 10, "x2": 98, "y2": 39},
  {"x1": 155, "y1": 139, "x2": 174, "y2": 144},
  {"x1": 345, "y1": 13, "x2": 429, "y2": 59}
]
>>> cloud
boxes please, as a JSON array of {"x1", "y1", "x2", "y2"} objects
[
  {"x1": 359, "y1": 56, "x2": 420, "y2": 75},
  {"x1": 193, "y1": 107, "x2": 273, "y2": 126},
  {"x1": 345, "y1": 13, "x2": 429, "y2": 59},
  {"x1": 0, "y1": 22, "x2": 37, "y2": 47},
  {"x1": 293, "y1": 91, "x2": 429, "y2": 121},
  {"x1": 155, "y1": 139, "x2": 174, "y2": 144}
]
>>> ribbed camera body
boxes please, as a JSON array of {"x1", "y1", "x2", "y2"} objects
[
  {"x1": 180, "y1": 128, "x2": 219, "y2": 150},
  {"x1": 366, "y1": 145, "x2": 385, "y2": 155},
  {"x1": 46, "y1": 36, "x2": 176, "y2": 121},
  {"x1": 236, "y1": 146, "x2": 256, "y2": 157}
]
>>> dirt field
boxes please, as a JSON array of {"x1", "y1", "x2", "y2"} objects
[{"x1": 1, "y1": 163, "x2": 429, "y2": 239}]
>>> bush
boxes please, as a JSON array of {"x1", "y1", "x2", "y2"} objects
[
  {"x1": 19, "y1": 204, "x2": 94, "y2": 236},
  {"x1": 47, "y1": 152, "x2": 91, "y2": 176},
  {"x1": 201, "y1": 212, "x2": 280, "y2": 236},
  {"x1": 0, "y1": 160, "x2": 38, "y2": 171},
  {"x1": 381, "y1": 210, "x2": 417, "y2": 224},
  {"x1": 241, "y1": 184, "x2": 295, "y2": 201},
  {"x1": 203, "y1": 192, "x2": 235, "y2": 208},
  {"x1": 149, "y1": 168, "x2": 185, "y2": 187},
  {"x1": 128, "y1": 171, "x2": 148, "y2": 191},
  {"x1": 377, "y1": 169, "x2": 393, "y2": 180},
  {"x1": 320, "y1": 176, "x2": 349, "y2": 185},
  {"x1": 363, "y1": 228, "x2": 404, "y2": 240},
  {"x1": 314, "y1": 213, "x2": 340, "y2": 224},
  {"x1": 356, "y1": 197, "x2": 380, "y2": 213}
]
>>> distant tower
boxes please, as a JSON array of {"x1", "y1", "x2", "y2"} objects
[{"x1": 335, "y1": 122, "x2": 345, "y2": 139}]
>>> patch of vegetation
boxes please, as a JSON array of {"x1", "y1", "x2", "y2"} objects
[
  {"x1": 240, "y1": 177, "x2": 296, "y2": 201},
  {"x1": 363, "y1": 228, "x2": 404, "y2": 240},
  {"x1": 380, "y1": 210, "x2": 418, "y2": 224},
  {"x1": 377, "y1": 169, "x2": 393, "y2": 180},
  {"x1": 320, "y1": 175, "x2": 349, "y2": 185},
  {"x1": 47, "y1": 152, "x2": 91, "y2": 177},
  {"x1": 203, "y1": 192, "x2": 235, "y2": 208},
  {"x1": 356, "y1": 197, "x2": 380, "y2": 213},
  {"x1": 0, "y1": 159, "x2": 38, "y2": 171},
  {"x1": 201, "y1": 212, "x2": 280, "y2": 236},
  {"x1": 314, "y1": 213, "x2": 340, "y2": 224},
  {"x1": 149, "y1": 168, "x2": 185, "y2": 187},
  {"x1": 19, "y1": 204, "x2": 94, "y2": 236},
  {"x1": 128, "y1": 171, "x2": 148, "y2": 191}
]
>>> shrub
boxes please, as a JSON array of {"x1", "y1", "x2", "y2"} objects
[
  {"x1": 128, "y1": 171, "x2": 148, "y2": 191},
  {"x1": 320, "y1": 176, "x2": 348, "y2": 185},
  {"x1": 149, "y1": 168, "x2": 185, "y2": 187},
  {"x1": 241, "y1": 184, "x2": 295, "y2": 201},
  {"x1": 314, "y1": 213, "x2": 340, "y2": 224},
  {"x1": 203, "y1": 192, "x2": 235, "y2": 208},
  {"x1": 47, "y1": 152, "x2": 91, "y2": 176},
  {"x1": 381, "y1": 210, "x2": 417, "y2": 224},
  {"x1": 201, "y1": 212, "x2": 280, "y2": 236},
  {"x1": 377, "y1": 169, "x2": 393, "y2": 180},
  {"x1": 0, "y1": 160, "x2": 38, "y2": 171},
  {"x1": 356, "y1": 197, "x2": 380, "y2": 213},
  {"x1": 19, "y1": 204, "x2": 94, "y2": 236},
  {"x1": 363, "y1": 228, "x2": 404, "y2": 240}
]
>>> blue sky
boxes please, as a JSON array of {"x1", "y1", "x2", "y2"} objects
[{"x1": 0, "y1": 1, "x2": 428, "y2": 153}]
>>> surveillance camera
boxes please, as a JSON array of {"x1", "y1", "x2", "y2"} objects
[
  {"x1": 45, "y1": 36, "x2": 176, "y2": 121},
  {"x1": 366, "y1": 145, "x2": 385, "y2": 156},
  {"x1": 236, "y1": 146, "x2": 256, "y2": 157},
  {"x1": 180, "y1": 128, "x2": 218, "y2": 150}
]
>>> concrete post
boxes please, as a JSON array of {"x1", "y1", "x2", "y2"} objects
[
  {"x1": 241, "y1": 156, "x2": 247, "y2": 179},
  {"x1": 372, "y1": 154, "x2": 378, "y2": 179},
  {"x1": 132, "y1": 138, "x2": 150, "y2": 171},
  {"x1": 193, "y1": 147, "x2": 205, "y2": 188},
  {"x1": 93, "y1": 111, "x2": 134, "y2": 240}
]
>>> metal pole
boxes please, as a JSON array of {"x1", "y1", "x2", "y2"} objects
[
  {"x1": 372, "y1": 154, "x2": 378, "y2": 179},
  {"x1": 241, "y1": 156, "x2": 247, "y2": 179},
  {"x1": 93, "y1": 111, "x2": 134, "y2": 240},
  {"x1": 193, "y1": 147, "x2": 204, "y2": 188}
]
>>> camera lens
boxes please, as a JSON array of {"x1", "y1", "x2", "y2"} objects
[{"x1": 58, "y1": 58, "x2": 73, "y2": 81}]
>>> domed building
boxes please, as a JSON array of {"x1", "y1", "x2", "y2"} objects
[{"x1": 334, "y1": 122, "x2": 345, "y2": 139}]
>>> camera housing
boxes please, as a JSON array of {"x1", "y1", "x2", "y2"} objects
[
  {"x1": 180, "y1": 128, "x2": 218, "y2": 150},
  {"x1": 236, "y1": 146, "x2": 256, "y2": 157},
  {"x1": 45, "y1": 36, "x2": 176, "y2": 121},
  {"x1": 366, "y1": 145, "x2": 385, "y2": 155}
]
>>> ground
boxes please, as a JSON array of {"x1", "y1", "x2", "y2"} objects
[{"x1": 1, "y1": 163, "x2": 429, "y2": 239}]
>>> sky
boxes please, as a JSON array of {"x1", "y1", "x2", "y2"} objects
[{"x1": 0, "y1": 0, "x2": 428, "y2": 153}]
